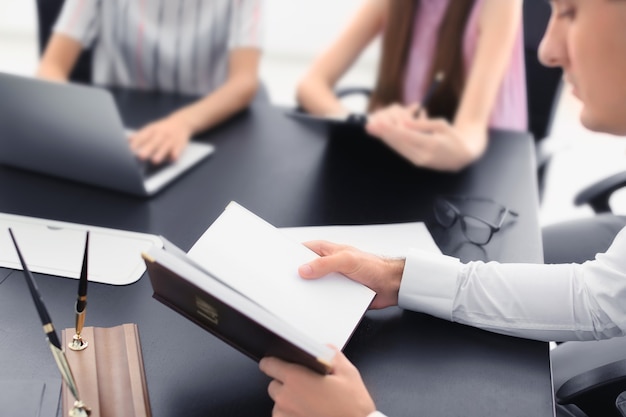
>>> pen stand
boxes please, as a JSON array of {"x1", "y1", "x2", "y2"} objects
[{"x1": 61, "y1": 324, "x2": 152, "y2": 417}]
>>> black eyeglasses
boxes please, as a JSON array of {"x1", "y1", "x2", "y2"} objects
[{"x1": 433, "y1": 195, "x2": 519, "y2": 245}]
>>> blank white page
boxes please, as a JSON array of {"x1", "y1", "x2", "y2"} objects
[
  {"x1": 280, "y1": 222, "x2": 441, "y2": 258},
  {"x1": 187, "y1": 202, "x2": 375, "y2": 348}
]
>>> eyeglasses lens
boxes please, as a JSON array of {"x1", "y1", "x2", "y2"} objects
[
  {"x1": 461, "y1": 216, "x2": 492, "y2": 245},
  {"x1": 434, "y1": 199, "x2": 457, "y2": 227}
]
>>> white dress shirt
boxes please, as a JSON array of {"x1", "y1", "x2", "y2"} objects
[{"x1": 399, "y1": 226, "x2": 626, "y2": 341}]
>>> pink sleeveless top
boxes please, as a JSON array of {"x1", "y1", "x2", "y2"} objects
[{"x1": 403, "y1": 0, "x2": 527, "y2": 130}]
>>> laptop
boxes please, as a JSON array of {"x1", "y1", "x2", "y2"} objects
[{"x1": 0, "y1": 72, "x2": 215, "y2": 196}]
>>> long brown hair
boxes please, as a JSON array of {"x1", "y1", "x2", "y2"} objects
[{"x1": 369, "y1": 0, "x2": 476, "y2": 121}]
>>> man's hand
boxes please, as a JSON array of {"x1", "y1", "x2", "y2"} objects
[
  {"x1": 260, "y1": 349, "x2": 376, "y2": 417},
  {"x1": 298, "y1": 240, "x2": 404, "y2": 309}
]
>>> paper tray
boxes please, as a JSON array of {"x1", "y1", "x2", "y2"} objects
[{"x1": 0, "y1": 212, "x2": 162, "y2": 285}]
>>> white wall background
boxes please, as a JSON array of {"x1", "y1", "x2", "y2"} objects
[
  {"x1": 0, "y1": 0, "x2": 380, "y2": 105},
  {"x1": 263, "y1": 0, "x2": 378, "y2": 60},
  {"x1": 0, "y1": 0, "x2": 35, "y2": 33},
  {"x1": 0, "y1": 0, "x2": 375, "y2": 54},
  {"x1": 260, "y1": 0, "x2": 380, "y2": 106}
]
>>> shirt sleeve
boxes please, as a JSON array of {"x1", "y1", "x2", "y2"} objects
[
  {"x1": 367, "y1": 412, "x2": 388, "y2": 417},
  {"x1": 229, "y1": 0, "x2": 264, "y2": 49},
  {"x1": 399, "y1": 227, "x2": 626, "y2": 342},
  {"x1": 52, "y1": 0, "x2": 99, "y2": 48}
]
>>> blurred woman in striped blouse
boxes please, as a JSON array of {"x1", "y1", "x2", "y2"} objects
[{"x1": 38, "y1": 0, "x2": 264, "y2": 164}]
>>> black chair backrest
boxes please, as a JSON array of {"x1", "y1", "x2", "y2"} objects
[
  {"x1": 557, "y1": 358, "x2": 626, "y2": 417},
  {"x1": 36, "y1": 0, "x2": 93, "y2": 84},
  {"x1": 523, "y1": 0, "x2": 563, "y2": 142}
]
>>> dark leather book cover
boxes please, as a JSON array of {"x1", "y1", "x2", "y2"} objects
[{"x1": 143, "y1": 250, "x2": 334, "y2": 375}]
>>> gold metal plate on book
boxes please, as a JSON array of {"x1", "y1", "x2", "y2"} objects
[{"x1": 196, "y1": 296, "x2": 219, "y2": 325}]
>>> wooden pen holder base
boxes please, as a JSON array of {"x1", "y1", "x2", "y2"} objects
[{"x1": 61, "y1": 324, "x2": 152, "y2": 417}]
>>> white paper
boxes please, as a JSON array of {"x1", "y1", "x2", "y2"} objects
[
  {"x1": 187, "y1": 202, "x2": 376, "y2": 348},
  {"x1": 0, "y1": 213, "x2": 163, "y2": 285},
  {"x1": 280, "y1": 222, "x2": 441, "y2": 258}
]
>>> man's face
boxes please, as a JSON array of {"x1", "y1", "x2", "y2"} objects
[{"x1": 539, "y1": 0, "x2": 626, "y2": 135}]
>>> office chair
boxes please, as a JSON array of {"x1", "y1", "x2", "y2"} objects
[
  {"x1": 35, "y1": 0, "x2": 92, "y2": 84},
  {"x1": 573, "y1": 172, "x2": 626, "y2": 214},
  {"x1": 523, "y1": 0, "x2": 563, "y2": 195},
  {"x1": 552, "y1": 337, "x2": 626, "y2": 417}
]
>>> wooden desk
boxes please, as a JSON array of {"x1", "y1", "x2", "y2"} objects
[{"x1": 0, "y1": 90, "x2": 551, "y2": 417}]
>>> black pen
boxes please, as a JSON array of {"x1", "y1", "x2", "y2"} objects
[
  {"x1": 69, "y1": 231, "x2": 89, "y2": 351},
  {"x1": 8, "y1": 228, "x2": 91, "y2": 417},
  {"x1": 413, "y1": 71, "x2": 445, "y2": 118}
]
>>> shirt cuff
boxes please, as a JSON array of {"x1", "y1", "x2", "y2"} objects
[
  {"x1": 398, "y1": 248, "x2": 461, "y2": 320},
  {"x1": 367, "y1": 412, "x2": 388, "y2": 417}
]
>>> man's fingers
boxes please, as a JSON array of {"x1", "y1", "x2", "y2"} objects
[
  {"x1": 267, "y1": 379, "x2": 282, "y2": 401},
  {"x1": 331, "y1": 349, "x2": 359, "y2": 376},
  {"x1": 260, "y1": 356, "x2": 294, "y2": 382},
  {"x1": 299, "y1": 240, "x2": 363, "y2": 279},
  {"x1": 299, "y1": 249, "x2": 360, "y2": 280},
  {"x1": 260, "y1": 357, "x2": 280, "y2": 380},
  {"x1": 301, "y1": 240, "x2": 345, "y2": 256}
]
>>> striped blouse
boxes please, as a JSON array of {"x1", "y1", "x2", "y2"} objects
[
  {"x1": 403, "y1": 0, "x2": 527, "y2": 131},
  {"x1": 54, "y1": 0, "x2": 264, "y2": 96}
]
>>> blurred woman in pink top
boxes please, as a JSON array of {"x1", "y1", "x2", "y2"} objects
[{"x1": 297, "y1": 0, "x2": 526, "y2": 171}]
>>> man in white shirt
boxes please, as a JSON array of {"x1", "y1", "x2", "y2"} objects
[{"x1": 259, "y1": 0, "x2": 626, "y2": 416}]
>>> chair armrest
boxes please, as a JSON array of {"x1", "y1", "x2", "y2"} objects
[
  {"x1": 556, "y1": 358, "x2": 626, "y2": 417},
  {"x1": 574, "y1": 171, "x2": 626, "y2": 213}
]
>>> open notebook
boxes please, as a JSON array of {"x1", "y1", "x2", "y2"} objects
[{"x1": 143, "y1": 202, "x2": 375, "y2": 374}]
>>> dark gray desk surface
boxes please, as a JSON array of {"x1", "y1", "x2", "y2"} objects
[{"x1": 0, "y1": 89, "x2": 552, "y2": 417}]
